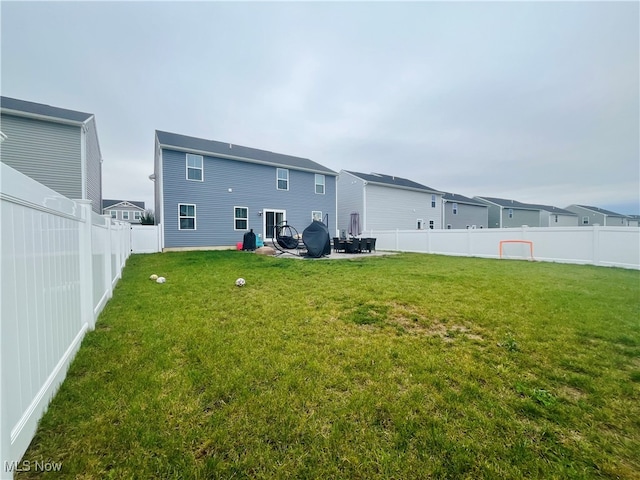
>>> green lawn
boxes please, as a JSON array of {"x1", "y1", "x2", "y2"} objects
[{"x1": 18, "y1": 252, "x2": 640, "y2": 479}]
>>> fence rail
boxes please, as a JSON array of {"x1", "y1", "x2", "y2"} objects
[
  {"x1": 365, "y1": 226, "x2": 640, "y2": 270},
  {"x1": 1, "y1": 163, "x2": 131, "y2": 479}
]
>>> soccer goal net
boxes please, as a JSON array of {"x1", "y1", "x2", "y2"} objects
[{"x1": 499, "y1": 240, "x2": 534, "y2": 261}]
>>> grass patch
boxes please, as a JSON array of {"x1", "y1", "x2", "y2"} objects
[{"x1": 17, "y1": 252, "x2": 640, "y2": 479}]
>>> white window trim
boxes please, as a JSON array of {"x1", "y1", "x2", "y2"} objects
[
  {"x1": 178, "y1": 203, "x2": 197, "y2": 230},
  {"x1": 417, "y1": 219, "x2": 424, "y2": 230},
  {"x1": 452, "y1": 203, "x2": 458, "y2": 215},
  {"x1": 186, "y1": 153, "x2": 204, "y2": 182},
  {"x1": 431, "y1": 195, "x2": 436, "y2": 208},
  {"x1": 277, "y1": 168, "x2": 289, "y2": 191},
  {"x1": 110, "y1": 210, "x2": 117, "y2": 219},
  {"x1": 429, "y1": 220, "x2": 434, "y2": 229},
  {"x1": 134, "y1": 211, "x2": 142, "y2": 220},
  {"x1": 234, "y1": 206, "x2": 249, "y2": 231},
  {"x1": 312, "y1": 211, "x2": 323, "y2": 222},
  {"x1": 122, "y1": 211, "x2": 130, "y2": 220},
  {"x1": 315, "y1": 174, "x2": 325, "y2": 195},
  {"x1": 582, "y1": 216, "x2": 589, "y2": 225},
  {"x1": 508, "y1": 208, "x2": 514, "y2": 219}
]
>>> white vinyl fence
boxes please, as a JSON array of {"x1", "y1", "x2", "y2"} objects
[
  {"x1": 366, "y1": 226, "x2": 640, "y2": 270},
  {"x1": 1, "y1": 163, "x2": 131, "y2": 478}
]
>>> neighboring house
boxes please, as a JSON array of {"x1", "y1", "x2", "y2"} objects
[
  {"x1": 627, "y1": 215, "x2": 640, "y2": 227},
  {"x1": 102, "y1": 199, "x2": 146, "y2": 223},
  {"x1": 337, "y1": 170, "x2": 444, "y2": 234},
  {"x1": 474, "y1": 196, "x2": 543, "y2": 228},
  {"x1": 526, "y1": 204, "x2": 578, "y2": 227},
  {"x1": 0, "y1": 96, "x2": 103, "y2": 213},
  {"x1": 154, "y1": 130, "x2": 337, "y2": 250},
  {"x1": 565, "y1": 205, "x2": 630, "y2": 226},
  {"x1": 441, "y1": 192, "x2": 489, "y2": 229}
]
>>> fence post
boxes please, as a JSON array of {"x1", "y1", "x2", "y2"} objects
[
  {"x1": 77, "y1": 200, "x2": 95, "y2": 330},
  {"x1": 103, "y1": 215, "x2": 114, "y2": 296},
  {"x1": 593, "y1": 225, "x2": 601, "y2": 266}
]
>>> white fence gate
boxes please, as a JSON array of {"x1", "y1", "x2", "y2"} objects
[
  {"x1": 1, "y1": 163, "x2": 131, "y2": 479},
  {"x1": 130, "y1": 224, "x2": 161, "y2": 254}
]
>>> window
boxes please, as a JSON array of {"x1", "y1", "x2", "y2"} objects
[
  {"x1": 312, "y1": 211, "x2": 322, "y2": 222},
  {"x1": 110, "y1": 210, "x2": 117, "y2": 219},
  {"x1": 277, "y1": 168, "x2": 289, "y2": 190},
  {"x1": 582, "y1": 216, "x2": 589, "y2": 225},
  {"x1": 234, "y1": 207, "x2": 248, "y2": 230},
  {"x1": 134, "y1": 211, "x2": 142, "y2": 220},
  {"x1": 429, "y1": 220, "x2": 434, "y2": 229},
  {"x1": 452, "y1": 203, "x2": 458, "y2": 215},
  {"x1": 508, "y1": 208, "x2": 513, "y2": 219},
  {"x1": 417, "y1": 219, "x2": 423, "y2": 229},
  {"x1": 122, "y1": 211, "x2": 130, "y2": 220},
  {"x1": 178, "y1": 204, "x2": 196, "y2": 230},
  {"x1": 431, "y1": 195, "x2": 436, "y2": 208},
  {"x1": 186, "y1": 153, "x2": 203, "y2": 181},
  {"x1": 315, "y1": 174, "x2": 325, "y2": 194}
]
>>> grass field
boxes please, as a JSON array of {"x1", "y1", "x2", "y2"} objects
[{"x1": 17, "y1": 251, "x2": 640, "y2": 479}]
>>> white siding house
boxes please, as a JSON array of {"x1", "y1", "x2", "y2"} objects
[{"x1": 337, "y1": 170, "x2": 443, "y2": 234}]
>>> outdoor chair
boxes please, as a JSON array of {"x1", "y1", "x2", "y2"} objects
[{"x1": 333, "y1": 237, "x2": 344, "y2": 253}]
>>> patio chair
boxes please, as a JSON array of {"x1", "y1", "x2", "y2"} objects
[{"x1": 333, "y1": 237, "x2": 343, "y2": 253}]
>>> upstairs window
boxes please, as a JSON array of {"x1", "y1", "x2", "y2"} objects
[
  {"x1": 312, "y1": 211, "x2": 322, "y2": 222},
  {"x1": 277, "y1": 168, "x2": 289, "y2": 190},
  {"x1": 452, "y1": 203, "x2": 458, "y2": 215},
  {"x1": 110, "y1": 210, "x2": 117, "y2": 219},
  {"x1": 234, "y1": 207, "x2": 248, "y2": 230},
  {"x1": 508, "y1": 208, "x2": 513, "y2": 219},
  {"x1": 431, "y1": 195, "x2": 436, "y2": 208},
  {"x1": 186, "y1": 154, "x2": 203, "y2": 181},
  {"x1": 179, "y1": 204, "x2": 196, "y2": 230},
  {"x1": 315, "y1": 174, "x2": 325, "y2": 194},
  {"x1": 134, "y1": 211, "x2": 142, "y2": 220},
  {"x1": 582, "y1": 216, "x2": 589, "y2": 225},
  {"x1": 122, "y1": 211, "x2": 129, "y2": 220}
]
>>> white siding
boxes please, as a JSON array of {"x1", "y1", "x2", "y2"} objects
[
  {"x1": 336, "y1": 171, "x2": 365, "y2": 236},
  {"x1": 365, "y1": 184, "x2": 442, "y2": 230}
]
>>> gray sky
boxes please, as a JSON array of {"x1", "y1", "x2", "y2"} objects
[{"x1": 2, "y1": 1, "x2": 639, "y2": 214}]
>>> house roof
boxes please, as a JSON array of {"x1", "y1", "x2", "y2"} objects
[
  {"x1": 156, "y1": 130, "x2": 336, "y2": 175},
  {"x1": 442, "y1": 192, "x2": 487, "y2": 207},
  {"x1": 474, "y1": 196, "x2": 540, "y2": 210},
  {"x1": 343, "y1": 171, "x2": 441, "y2": 194},
  {"x1": 570, "y1": 205, "x2": 626, "y2": 217},
  {"x1": 102, "y1": 199, "x2": 145, "y2": 210},
  {"x1": 524, "y1": 203, "x2": 577, "y2": 216},
  {"x1": 0, "y1": 96, "x2": 93, "y2": 124}
]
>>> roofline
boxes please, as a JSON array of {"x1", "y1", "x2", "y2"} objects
[
  {"x1": 344, "y1": 170, "x2": 443, "y2": 195},
  {"x1": 0, "y1": 107, "x2": 92, "y2": 127},
  {"x1": 569, "y1": 204, "x2": 626, "y2": 217},
  {"x1": 442, "y1": 197, "x2": 488, "y2": 207},
  {"x1": 157, "y1": 142, "x2": 337, "y2": 176},
  {"x1": 103, "y1": 201, "x2": 145, "y2": 210}
]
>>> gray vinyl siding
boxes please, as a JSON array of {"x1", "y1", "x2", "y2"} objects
[
  {"x1": 105, "y1": 205, "x2": 145, "y2": 223},
  {"x1": 365, "y1": 184, "x2": 442, "y2": 231},
  {"x1": 502, "y1": 208, "x2": 540, "y2": 228},
  {"x1": 84, "y1": 117, "x2": 102, "y2": 213},
  {"x1": 543, "y1": 212, "x2": 578, "y2": 227},
  {"x1": 336, "y1": 172, "x2": 365, "y2": 236},
  {"x1": 0, "y1": 113, "x2": 82, "y2": 199},
  {"x1": 485, "y1": 204, "x2": 502, "y2": 228},
  {"x1": 444, "y1": 203, "x2": 488, "y2": 229},
  {"x1": 161, "y1": 149, "x2": 336, "y2": 248}
]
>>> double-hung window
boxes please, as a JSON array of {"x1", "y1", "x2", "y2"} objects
[
  {"x1": 122, "y1": 211, "x2": 130, "y2": 220},
  {"x1": 186, "y1": 154, "x2": 203, "y2": 181},
  {"x1": 431, "y1": 195, "x2": 436, "y2": 208},
  {"x1": 110, "y1": 210, "x2": 117, "y2": 219},
  {"x1": 179, "y1": 204, "x2": 196, "y2": 230},
  {"x1": 277, "y1": 168, "x2": 289, "y2": 190},
  {"x1": 452, "y1": 203, "x2": 458, "y2": 215},
  {"x1": 312, "y1": 211, "x2": 322, "y2": 222},
  {"x1": 315, "y1": 174, "x2": 325, "y2": 194},
  {"x1": 582, "y1": 216, "x2": 589, "y2": 225},
  {"x1": 134, "y1": 211, "x2": 142, "y2": 221},
  {"x1": 234, "y1": 207, "x2": 248, "y2": 230},
  {"x1": 508, "y1": 208, "x2": 513, "y2": 219}
]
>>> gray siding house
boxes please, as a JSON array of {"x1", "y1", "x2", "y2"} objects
[
  {"x1": 103, "y1": 199, "x2": 146, "y2": 223},
  {"x1": 565, "y1": 205, "x2": 629, "y2": 226},
  {"x1": 154, "y1": 130, "x2": 337, "y2": 250},
  {"x1": 528, "y1": 204, "x2": 578, "y2": 227},
  {"x1": 474, "y1": 197, "x2": 542, "y2": 228},
  {"x1": 0, "y1": 96, "x2": 103, "y2": 213},
  {"x1": 337, "y1": 170, "x2": 443, "y2": 234},
  {"x1": 441, "y1": 193, "x2": 489, "y2": 229}
]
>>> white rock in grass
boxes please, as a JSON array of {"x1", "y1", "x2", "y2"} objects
[
  {"x1": 235, "y1": 277, "x2": 246, "y2": 287},
  {"x1": 156, "y1": 276, "x2": 166, "y2": 284},
  {"x1": 150, "y1": 274, "x2": 158, "y2": 280}
]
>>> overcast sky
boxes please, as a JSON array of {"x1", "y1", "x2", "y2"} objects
[{"x1": 2, "y1": 1, "x2": 639, "y2": 214}]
